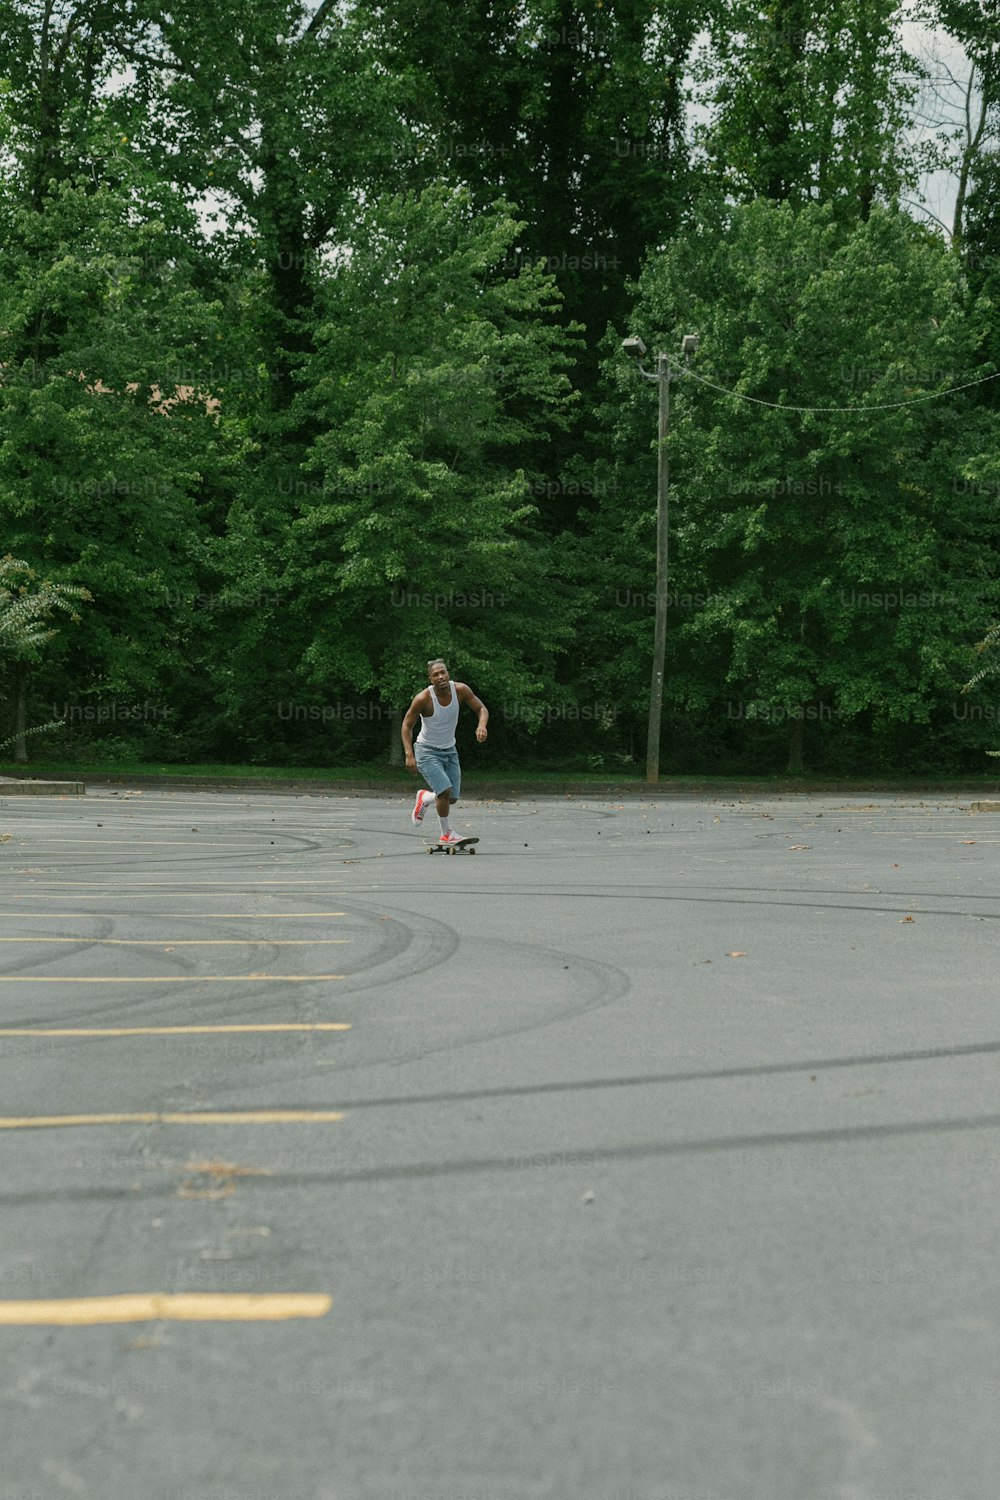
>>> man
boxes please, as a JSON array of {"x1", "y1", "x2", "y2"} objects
[{"x1": 402, "y1": 658, "x2": 489, "y2": 844}]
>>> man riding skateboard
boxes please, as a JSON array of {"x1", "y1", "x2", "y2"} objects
[{"x1": 402, "y1": 659, "x2": 489, "y2": 846}]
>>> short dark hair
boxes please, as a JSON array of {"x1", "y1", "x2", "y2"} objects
[{"x1": 427, "y1": 658, "x2": 448, "y2": 673}]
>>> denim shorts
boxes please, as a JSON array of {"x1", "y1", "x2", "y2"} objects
[{"x1": 414, "y1": 743, "x2": 461, "y2": 799}]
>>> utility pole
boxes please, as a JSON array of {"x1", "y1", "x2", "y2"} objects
[
  {"x1": 622, "y1": 333, "x2": 699, "y2": 783},
  {"x1": 646, "y1": 352, "x2": 671, "y2": 783}
]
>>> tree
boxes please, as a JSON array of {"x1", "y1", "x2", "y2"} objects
[
  {"x1": 118, "y1": 0, "x2": 415, "y2": 424},
  {"x1": 357, "y1": 0, "x2": 704, "y2": 528},
  {"x1": 360, "y1": 0, "x2": 700, "y2": 323},
  {"x1": 697, "y1": 0, "x2": 920, "y2": 219},
  {"x1": 0, "y1": 555, "x2": 89, "y2": 759},
  {"x1": 278, "y1": 184, "x2": 584, "y2": 754},
  {"x1": 908, "y1": 0, "x2": 1000, "y2": 252},
  {"x1": 921, "y1": 0, "x2": 1000, "y2": 398},
  {"x1": 0, "y1": 555, "x2": 89, "y2": 654},
  {"x1": 0, "y1": 163, "x2": 244, "y2": 714},
  {"x1": 0, "y1": 1, "x2": 249, "y2": 754},
  {"x1": 595, "y1": 199, "x2": 1000, "y2": 771}
]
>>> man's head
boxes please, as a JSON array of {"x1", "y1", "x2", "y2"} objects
[{"x1": 427, "y1": 658, "x2": 449, "y2": 687}]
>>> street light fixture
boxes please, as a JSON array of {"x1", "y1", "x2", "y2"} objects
[{"x1": 623, "y1": 331, "x2": 699, "y2": 783}]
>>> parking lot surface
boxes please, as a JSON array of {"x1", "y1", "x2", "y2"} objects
[{"x1": 1, "y1": 787, "x2": 999, "y2": 1500}]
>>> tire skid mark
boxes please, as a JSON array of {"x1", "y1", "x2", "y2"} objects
[
  {"x1": 8, "y1": 824, "x2": 340, "y2": 879},
  {"x1": 319, "y1": 904, "x2": 630, "y2": 1072},
  {"x1": 337, "y1": 883, "x2": 1000, "y2": 921},
  {"x1": 0, "y1": 914, "x2": 118, "y2": 981},
  {"x1": 0, "y1": 902, "x2": 414, "y2": 1030}
]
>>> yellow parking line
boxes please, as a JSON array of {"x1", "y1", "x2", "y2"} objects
[
  {"x1": 0, "y1": 938, "x2": 349, "y2": 945},
  {"x1": 871, "y1": 833, "x2": 1000, "y2": 840},
  {"x1": 0, "y1": 1293, "x2": 332, "y2": 1324},
  {"x1": 0, "y1": 975, "x2": 345, "y2": 983},
  {"x1": 0, "y1": 1110, "x2": 344, "y2": 1128},
  {"x1": 0, "y1": 1024, "x2": 351, "y2": 1037},
  {"x1": 21, "y1": 840, "x2": 263, "y2": 847},
  {"x1": 0, "y1": 912, "x2": 347, "y2": 919},
  {"x1": 9, "y1": 896, "x2": 349, "y2": 903}
]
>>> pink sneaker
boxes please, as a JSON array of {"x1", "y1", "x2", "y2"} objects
[
  {"x1": 438, "y1": 829, "x2": 463, "y2": 844},
  {"x1": 412, "y1": 789, "x2": 434, "y2": 824}
]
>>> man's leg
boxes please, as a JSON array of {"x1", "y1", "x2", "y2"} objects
[
  {"x1": 411, "y1": 786, "x2": 435, "y2": 822},
  {"x1": 421, "y1": 750, "x2": 462, "y2": 839},
  {"x1": 435, "y1": 787, "x2": 458, "y2": 835},
  {"x1": 439, "y1": 752, "x2": 462, "y2": 831},
  {"x1": 414, "y1": 747, "x2": 447, "y2": 825}
]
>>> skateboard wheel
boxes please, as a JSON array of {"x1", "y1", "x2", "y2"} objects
[{"x1": 469, "y1": 846, "x2": 476, "y2": 854}]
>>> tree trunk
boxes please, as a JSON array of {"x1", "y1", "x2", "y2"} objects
[
  {"x1": 14, "y1": 666, "x2": 29, "y2": 762},
  {"x1": 388, "y1": 706, "x2": 403, "y2": 766},
  {"x1": 787, "y1": 711, "x2": 804, "y2": 774}
]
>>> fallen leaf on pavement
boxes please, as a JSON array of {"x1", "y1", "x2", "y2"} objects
[{"x1": 176, "y1": 1160, "x2": 271, "y2": 1200}]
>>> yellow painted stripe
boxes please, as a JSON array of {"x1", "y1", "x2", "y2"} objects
[
  {"x1": 871, "y1": 833, "x2": 1000, "y2": 840},
  {"x1": 0, "y1": 975, "x2": 345, "y2": 983},
  {"x1": 21, "y1": 840, "x2": 262, "y2": 847},
  {"x1": 0, "y1": 1024, "x2": 351, "y2": 1037},
  {"x1": 0, "y1": 1293, "x2": 332, "y2": 1325},
  {"x1": 0, "y1": 1110, "x2": 344, "y2": 1128},
  {"x1": 0, "y1": 938, "x2": 349, "y2": 945}
]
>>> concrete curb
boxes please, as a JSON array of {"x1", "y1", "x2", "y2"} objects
[
  {"x1": 8, "y1": 772, "x2": 1000, "y2": 801},
  {"x1": 0, "y1": 778, "x2": 85, "y2": 796}
]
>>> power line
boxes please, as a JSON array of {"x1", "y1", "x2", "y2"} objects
[{"x1": 679, "y1": 364, "x2": 1000, "y2": 414}]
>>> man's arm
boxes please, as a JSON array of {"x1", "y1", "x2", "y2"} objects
[
  {"x1": 401, "y1": 691, "x2": 429, "y2": 773},
  {"x1": 457, "y1": 683, "x2": 489, "y2": 743}
]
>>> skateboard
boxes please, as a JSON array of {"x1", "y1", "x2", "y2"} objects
[{"x1": 425, "y1": 836, "x2": 479, "y2": 855}]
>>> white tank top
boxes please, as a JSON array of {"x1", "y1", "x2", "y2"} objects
[{"x1": 416, "y1": 681, "x2": 460, "y2": 749}]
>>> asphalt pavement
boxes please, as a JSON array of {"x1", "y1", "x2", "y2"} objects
[{"x1": 1, "y1": 786, "x2": 999, "y2": 1500}]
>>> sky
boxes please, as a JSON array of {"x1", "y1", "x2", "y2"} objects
[
  {"x1": 901, "y1": 8, "x2": 978, "y2": 241},
  {"x1": 131, "y1": 2, "x2": 984, "y2": 248}
]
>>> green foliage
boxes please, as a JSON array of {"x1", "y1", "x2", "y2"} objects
[
  {"x1": 697, "y1": 0, "x2": 920, "y2": 216},
  {"x1": 591, "y1": 199, "x2": 1000, "y2": 767},
  {"x1": 2, "y1": 0, "x2": 999, "y2": 773},
  {"x1": 0, "y1": 171, "x2": 239, "y2": 701},
  {"x1": 0, "y1": 555, "x2": 90, "y2": 659},
  {"x1": 0, "y1": 554, "x2": 90, "y2": 753},
  {"x1": 286, "y1": 185, "x2": 583, "y2": 714},
  {"x1": 356, "y1": 0, "x2": 702, "y2": 530},
  {"x1": 0, "y1": 717, "x2": 66, "y2": 754},
  {"x1": 963, "y1": 621, "x2": 1000, "y2": 695}
]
